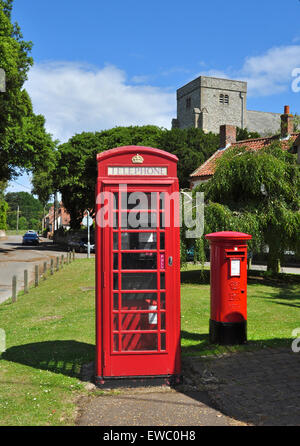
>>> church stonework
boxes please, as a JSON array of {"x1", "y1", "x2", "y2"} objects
[{"x1": 172, "y1": 76, "x2": 281, "y2": 136}]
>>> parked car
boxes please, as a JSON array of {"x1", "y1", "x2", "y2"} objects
[
  {"x1": 22, "y1": 231, "x2": 40, "y2": 246},
  {"x1": 68, "y1": 238, "x2": 95, "y2": 253}
]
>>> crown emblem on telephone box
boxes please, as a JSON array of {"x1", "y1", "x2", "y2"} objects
[{"x1": 132, "y1": 154, "x2": 144, "y2": 164}]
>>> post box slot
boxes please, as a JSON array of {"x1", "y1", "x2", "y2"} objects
[{"x1": 225, "y1": 251, "x2": 245, "y2": 257}]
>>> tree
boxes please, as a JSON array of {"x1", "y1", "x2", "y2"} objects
[
  {"x1": 0, "y1": 181, "x2": 8, "y2": 229},
  {"x1": 198, "y1": 142, "x2": 300, "y2": 273},
  {"x1": 0, "y1": 0, "x2": 56, "y2": 182},
  {"x1": 236, "y1": 127, "x2": 261, "y2": 141},
  {"x1": 5, "y1": 191, "x2": 45, "y2": 231},
  {"x1": 32, "y1": 126, "x2": 220, "y2": 228},
  {"x1": 156, "y1": 127, "x2": 219, "y2": 188}
]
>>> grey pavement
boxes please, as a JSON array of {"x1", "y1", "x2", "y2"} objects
[
  {"x1": 0, "y1": 235, "x2": 89, "y2": 304},
  {"x1": 77, "y1": 348, "x2": 300, "y2": 426}
]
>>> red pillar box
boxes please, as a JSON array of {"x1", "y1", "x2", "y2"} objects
[
  {"x1": 205, "y1": 231, "x2": 252, "y2": 345},
  {"x1": 95, "y1": 146, "x2": 181, "y2": 386}
]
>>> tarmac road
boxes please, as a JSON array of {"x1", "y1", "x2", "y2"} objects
[{"x1": 0, "y1": 235, "x2": 89, "y2": 304}]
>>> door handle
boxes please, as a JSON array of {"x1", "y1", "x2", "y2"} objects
[{"x1": 168, "y1": 256, "x2": 173, "y2": 266}]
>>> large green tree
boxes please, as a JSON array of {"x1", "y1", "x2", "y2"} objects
[
  {"x1": 198, "y1": 142, "x2": 300, "y2": 273},
  {"x1": 156, "y1": 127, "x2": 219, "y2": 188},
  {"x1": 5, "y1": 191, "x2": 46, "y2": 231},
  {"x1": 32, "y1": 126, "x2": 219, "y2": 229},
  {"x1": 0, "y1": 0, "x2": 56, "y2": 182}
]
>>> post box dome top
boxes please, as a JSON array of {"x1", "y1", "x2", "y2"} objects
[
  {"x1": 205, "y1": 231, "x2": 252, "y2": 242},
  {"x1": 97, "y1": 146, "x2": 178, "y2": 162}
]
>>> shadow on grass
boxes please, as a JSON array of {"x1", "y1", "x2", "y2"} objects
[
  {"x1": 180, "y1": 329, "x2": 293, "y2": 356},
  {"x1": 181, "y1": 269, "x2": 210, "y2": 285},
  {"x1": 181, "y1": 268, "x2": 300, "y2": 287},
  {"x1": 2, "y1": 340, "x2": 95, "y2": 379},
  {"x1": 248, "y1": 281, "x2": 300, "y2": 305}
]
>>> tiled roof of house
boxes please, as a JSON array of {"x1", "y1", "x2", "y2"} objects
[{"x1": 190, "y1": 132, "x2": 299, "y2": 179}]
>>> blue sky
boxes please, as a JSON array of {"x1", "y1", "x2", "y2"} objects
[{"x1": 7, "y1": 0, "x2": 300, "y2": 193}]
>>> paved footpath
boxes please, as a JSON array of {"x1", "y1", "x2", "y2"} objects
[{"x1": 77, "y1": 348, "x2": 300, "y2": 426}]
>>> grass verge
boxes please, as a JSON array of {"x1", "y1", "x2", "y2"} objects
[{"x1": 0, "y1": 259, "x2": 299, "y2": 425}]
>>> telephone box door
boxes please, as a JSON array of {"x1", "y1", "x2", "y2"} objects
[{"x1": 101, "y1": 184, "x2": 180, "y2": 377}]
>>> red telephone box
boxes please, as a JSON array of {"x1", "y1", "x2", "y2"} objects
[
  {"x1": 205, "y1": 231, "x2": 252, "y2": 345},
  {"x1": 95, "y1": 146, "x2": 181, "y2": 385}
]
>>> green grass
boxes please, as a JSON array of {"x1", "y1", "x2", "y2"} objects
[
  {"x1": 0, "y1": 259, "x2": 299, "y2": 425},
  {"x1": 4, "y1": 230, "x2": 23, "y2": 236},
  {"x1": 0, "y1": 259, "x2": 95, "y2": 426}
]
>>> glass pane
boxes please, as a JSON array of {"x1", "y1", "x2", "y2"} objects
[
  {"x1": 113, "y1": 232, "x2": 118, "y2": 250},
  {"x1": 122, "y1": 333, "x2": 158, "y2": 351},
  {"x1": 161, "y1": 312, "x2": 166, "y2": 330},
  {"x1": 113, "y1": 314, "x2": 119, "y2": 330},
  {"x1": 121, "y1": 232, "x2": 157, "y2": 250},
  {"x1": 121, "y1": 312, "x2": 157, "y2": 331},
  {"x1": 113, "y1": 192, "x2": 118, "y2": 210},
  {"x1": 160, "y1": 232, "x2": 165, "y2": 250},
  {"x1": 122, "y1": 293, "x2": 157, "y2": 310},
  {"x1": 160, "y1": 212, "x2": 165, "y2": 228},
  {"x1": 113, "y1": 334, "x2": 119, "y2": 352},
  {"x1": 121, "y1": 192, "x2": 157, "y2": 210},
  {"x1": 161, "y1": 292, "x2": 166, "y2": 310},
  {"x1": 121, "y1": 273, "x2": 157, "y2": 290},
  {"x1": 113, "y1": 212, "x2": 118, "y2": 228},
  {"x1": 113, "y1": 293, "x2": 119, "y2": 310},
  {"x1": 113, "y1": 273, "x2": 118, "y2": 290},
  {"x1": 121, "y1": 212, "x2": 157, "y2": 229},
  {"x1": 159, "y1": 192, "x2": 165, "y2": 211},
  {"x1": 161, "y1": 333, "x2": 166, "y2": 351},
  {"x1": 160, "y1": 273, "x2": 165, "y2": 289},
  {"x1": 122, "y1": 253, "x2": 157, "y2": 270},
  {"x1": 113, "y1": 253, "x2": 119, "y2": 270}
]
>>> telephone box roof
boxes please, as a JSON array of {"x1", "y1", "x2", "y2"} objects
[{"x1": 97, "y1": 146, "x2": 178, "y2": 162}]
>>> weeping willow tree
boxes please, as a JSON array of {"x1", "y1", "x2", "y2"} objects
[{"x1": 195, "y1": 141, "x2": 300, "y2": 274}]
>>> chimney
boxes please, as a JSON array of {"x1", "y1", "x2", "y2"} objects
[
  {"x1": 220, "y1": 125, "x2": 236, "y2": 148},
  {"x1": 281, "y1": 105, "x2": 294, "y2": 138}
]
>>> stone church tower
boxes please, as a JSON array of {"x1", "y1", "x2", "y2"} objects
[{"x1": 172, "y1": 76, "x2": 281, "y2": 136}]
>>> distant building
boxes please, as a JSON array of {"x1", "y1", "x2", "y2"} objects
[
  {"x1": 44, "y1": 203, "x2": 71, "y2": 236},
  {"x1": 190, "y1": 106, "x2": 300, "y2": 188},
  {"x1": 172, "y1": 75, "x2": 283, "y2": 136}
]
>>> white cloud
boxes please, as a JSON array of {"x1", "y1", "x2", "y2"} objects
[
  {"x1": 240, "y1": 45, "x2": 300, "y2": 96},
  {"x1": 198, "y1": 45, "x2": 300, "y2": 97},
  {"x1": 25, "y1": 62, "x2": 175, "y2": 142}
]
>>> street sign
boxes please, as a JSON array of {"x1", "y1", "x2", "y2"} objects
[{"x1": 81, "y1": 215, "x2": 93, "y2": 227}]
